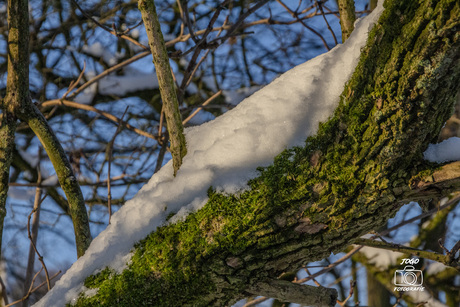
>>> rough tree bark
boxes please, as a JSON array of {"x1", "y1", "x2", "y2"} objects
[{"x1": 67, "y1": 0, "x2": 459, "y2": 305}]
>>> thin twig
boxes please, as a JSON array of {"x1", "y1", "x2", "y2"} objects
[
  {"x1": 62, "y1": 61, "x2": 86, "y2": 99},
  {"x1": 181, "y1": 0, "x2": 200, "y2": 44},
  {"x1": 106, "y1": 107, "x2": 129, "y2": 224},
  {"x1": 384, "y1": 194, "x2": 460, "y2": 235},
  {"x1": 158, "y1": 105, "x2": 165, "y2": 140},
  {"x1": 183, "y1": 16, "x2": 228, "y2": 92},
  {"x1": 6, "y1": 268, "x2": 43, "y2": 307},
  {"x1": 242, "y1": 296, "x2": 270, "y2": 307},
  {"x1": 316, "y1": 0, "x2": 338, "y2": 45},
  {"x1": 23, "y1": 151, "x2": 43, "y2": 307},
  {"x1": 277, "y1": 0, "x2": 330, "y2": 50},
  {"x1": 67, "y1": 50, "x2": 150, "y2": 100},
  {"x1": 356, "y1": 237, "x2": 460, "y2": 269},
  {"x1": 182, "y1": 90, "x2": 223, "y2": 125},
  {"x1": 448, "y1": 240, "x2": 460, "y2": 262},
  {"x1": 206, "y1": 0, "x2": 270, "y2": 47},
  {"x1": 71, "y1": 0, "x2": 148, "y2": 51},
  {"x1": 27, "y1": 206, "x2": 51, "y2": 290},
  {"x1": 304, "y1": 268, "x2": 322, "y2": 287},
  {"x1": 40, "y1": 99, "x2": 158, "y2": 140},
  {"x1": 5, "y1": 270, "x2": 61, "y2": 307},
  {"x1": 298, "y1": 246, "x2": 364, "y2": 284},
  {"x1": 337, "y1": 280, "x2": 355, "y2": 306},
  {"x1": 154, "y1": 135, "x2": 169, "y2": 174}
]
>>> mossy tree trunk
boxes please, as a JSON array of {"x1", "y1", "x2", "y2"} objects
[{"x1": 70, "y1": 0, "x2": 459, "y2": 306}]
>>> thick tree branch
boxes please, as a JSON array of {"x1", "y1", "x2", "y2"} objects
[
  {"x1": 57, "y1": 0, "x2": 460, "y2": 305},
  {"x1": 2, "y1": 0, "x2": 92, "y2": 258}
]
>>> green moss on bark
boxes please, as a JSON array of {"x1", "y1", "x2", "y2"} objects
[{"x1": 71, "y1": 0, "x2": 460, "y2": 305}]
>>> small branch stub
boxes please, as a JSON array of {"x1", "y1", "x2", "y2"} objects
[
  {"x1": 248, "y1": 279, "x2": 338, "y2": 307},
  {"x1": 139, "y1": 0, "x2": 187, "y2": 175}
]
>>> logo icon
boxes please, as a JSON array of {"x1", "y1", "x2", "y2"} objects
[{"x1": 394, "y1": 265, "x2": 423, "y2": 286}]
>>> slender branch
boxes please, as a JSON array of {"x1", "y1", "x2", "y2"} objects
[
  {"x1": 106, "y1": 108, "x2": 128, "y2": 224},
  {"x1": 22, "y1": 163, "x2": 43, "y2": 307},
  {"x1": 182, "y1": 90, "x2": 222, "y2": 125},
  {"x1": 277, "y1": 0, "x2": 331, "y2": 50},
  {"x1": 355, "y1": 238, "x2": 460, "y2": 270},
  {"x1": 316, "y1": 0, "x2": 338, "y2": 46},
  {"x1": 0, "y1": 0, "x2": 24, "y2": 262},
  {"x1": 206, "y1": 0, "x2": 270, "y2": 47},
  {"x1": 0, "y1": 114, "x2": 16, "y2": 260},
  {"x1": 336, "y1": 280, "x2": 355, "y2": 306},
  {"x1": 369, "y1": 0, "x2": 378, "y2": 11},
  {"x1": 154, "y1": 138, "x2": 168, "y2": 174},
  {"x1": 25, "y1": 104, "x2": 92, "y2": 258},
  {"x1": 139, "y1": 0, "x2": 187, "y2": 176},
  {"x1": 337, "y1": 0, "x2": 356, "y2": 42},
  {"x1": 67, "y1": 51, "x2": 150, "y2": 100},
  {"x1": 62, "y1": 61, "x2": 86, "y2": 99},
  {"x1": 27, "y1": 202, "x2": 52, "y2": 291},
  {"x1": 71, "y1": 0, "x2": 149, "y2": 51},
  {"x1": 5, "y1": 270, "x2": 61, "y2": 307}
]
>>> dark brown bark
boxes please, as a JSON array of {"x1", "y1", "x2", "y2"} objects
[{"x1": 64, "y1": 0, "x2": 460, "y2": 305}]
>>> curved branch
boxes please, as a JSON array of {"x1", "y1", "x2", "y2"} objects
[{"x1": 24, "y1": 104, "x2": 92, "y2": 257}]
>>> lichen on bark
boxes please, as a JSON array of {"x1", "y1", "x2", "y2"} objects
[
  {"x1": 70, "y1": 0, "x2": 459, "y2": 305},
  {"x1": 139, "y1": 0, "x2": 187, "y2": 176}
]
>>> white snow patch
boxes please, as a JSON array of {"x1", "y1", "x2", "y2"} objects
[
  {"x1": 82, "y1": 42, "x2": 125, "y2": 66},
  {"x1": 359, "y1": 246, "x2": 403, "y2": 269},
  {"x1": 424, "y1": 137, "x2": 460, "y2": 163},
  {"x1": 426, "y1": 261, "x2": 448, "y2": 276},
  {"x1": 80, "y1": 286, "x2": 99, "y2": 300},
  {"x1": 74, "y1": 67, "x2": 159, "y2": 102},
  {"x1": 8, "y1": 187, "x2": 36, "y2": 201},
  {"x1": 405, "y1": 291, "x2": 447, "y2": 307},
  {"x1": 33, "y1": 2, "x2": 385, "y2": 306},
  {"x1": 41, "y1": 175, "x2": 59, "y2": 186},
  {"x1": 98, "y1": 67, "x2": 159, "y2": 96},
  {"x1": 74, "y1": 71, "x2": 97, "y2": 104},
  {"x1": 19, "y1": 150, "x2": 39, "y2": 167}
]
